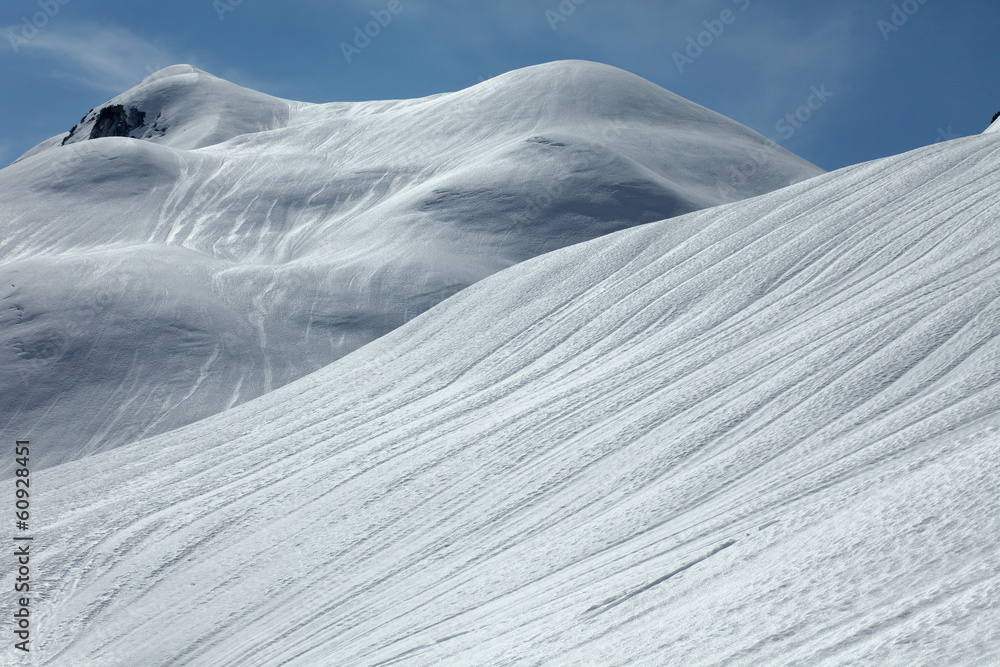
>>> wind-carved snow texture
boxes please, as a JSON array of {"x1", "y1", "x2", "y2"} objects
[
  {"x1": 0, "y1": 61, "x2": 822, "y2": 473},
  {"x1": 11, "y1": 131, "x2": 1000, "y2": 665}
]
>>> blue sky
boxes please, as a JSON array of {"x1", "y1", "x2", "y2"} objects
[{"x1": 2, "y1": 0, "x2": 997, "y2": 171}]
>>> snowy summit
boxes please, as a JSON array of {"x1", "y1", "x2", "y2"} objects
[{"x1": 0, "y1": 60, "x2": 821, "y2": 472}]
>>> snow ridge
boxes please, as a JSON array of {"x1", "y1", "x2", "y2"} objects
[
  {"x1": 14, "y1": 130, "x2": 1000, "y2": 665},
  {"x1": 0, "y1": 61, "x2": 823, "y2": 471}
]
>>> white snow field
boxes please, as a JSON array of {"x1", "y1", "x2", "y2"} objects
[
  {"x1": 0, "y1": 61, "x2": 822, "y2": 472},
  {"x1": 11, "y1": 127, "x2": 1000, "y2": 665}
]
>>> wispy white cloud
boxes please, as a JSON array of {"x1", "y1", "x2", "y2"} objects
[{"x1": 1, "y1": 22, "x2": 180, "y2": 93}]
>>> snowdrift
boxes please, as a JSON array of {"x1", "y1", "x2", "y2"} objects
[
  {"x1": 0, "y1": 61, "x2": 822, "y2": 470},
  {"x1": 12, "y1": 129, "x2": 1000, "y2": 665}
]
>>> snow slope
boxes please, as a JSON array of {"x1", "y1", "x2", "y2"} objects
[
  {"x1": 12, "y1": 129, "x2": 1000, "y2": 665},
  {"x1": 0, "y1": 61, "x2": 822, "y2": 471}
]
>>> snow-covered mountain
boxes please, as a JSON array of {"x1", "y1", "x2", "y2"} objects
[
  {"x1": 0, "y1": 61, "x2": 822, "y2": 471},
  {"x1": 13, "y1": 125, "x2": 1000, "y2": 665}
]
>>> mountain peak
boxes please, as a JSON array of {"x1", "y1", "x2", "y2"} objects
[
  {"x1": 140, "y1": 63, "x2": 206, "y2": 81},
  {"x1": 0, "y1": 61, "x2": 823, "y2": 467},
  {"x1": 56, "y1": 63, "x2": 290, "y2": 151}
]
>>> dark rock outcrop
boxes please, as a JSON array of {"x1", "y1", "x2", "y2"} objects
[
  {"x1": 61, "y1": 109, "x2": 93, "y2": 145},
  {"x1": 89, "y1": 105, "x2": 147, "y2": 140}
]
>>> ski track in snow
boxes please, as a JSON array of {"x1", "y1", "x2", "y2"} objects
[{"x1": 6, "y1": 131, "x2": 1000, "y2": 665}]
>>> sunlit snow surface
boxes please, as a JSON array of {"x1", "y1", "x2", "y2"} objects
[
  {"x1": 0, "y1": 61, "x2": 822, "y2": 471},
  {"x1": 10, "y1": 130, "x2": 1000, "y2": 665}
]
